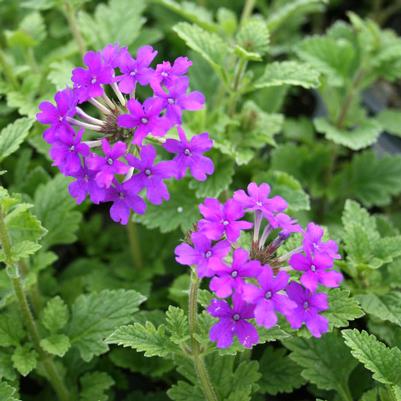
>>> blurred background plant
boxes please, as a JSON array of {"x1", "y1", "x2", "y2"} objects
[{"x1": 0, "y1": 0, "x2": 401, "y2": 400}]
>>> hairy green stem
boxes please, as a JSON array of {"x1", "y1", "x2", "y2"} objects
[
  {"x1": 339, "y1": 384, "x2": 353, "y2": 401},
  {"x1": 126, "y1": 218, "x2": 143, "y2": 269},
  {"x1": 63, "y1": 2, "x2": 86, "y2": 57},
  {"x1": 240, "y1": 0, "x2": 256, "y2": 24},
  {"x1": 0, "y1": 211, "x2": 71, "y2": 401},
  {"x1": 188, "y1": 273, "x2": 219, "y2": 401},
  {"x1": 18, "y1": 260, "x2": 42, "y2": 314}
]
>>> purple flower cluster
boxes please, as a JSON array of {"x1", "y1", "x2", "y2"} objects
[
  {"x1": 175, "y1": 183, "x2": 342, "y2": 349},
  {"x1": 37, "y1": 44, "x2": 213, "y2": 224}
]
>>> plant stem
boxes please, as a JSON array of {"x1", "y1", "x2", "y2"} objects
[
  {"x1": 188, "y1": 273, "x2": 219, "y2": 401},
  {"x1": 18, "y1": 260, "x2": 42, "y2": 314},
  {"x1": 127, "y1": 217, "x2": 143, "y2": 269},
  {"x1": 339, "y1": 384, "x2": 353, "y2": 401},
  {"x1": 240, "y1": 0, "x2": 256, "y2": 25},
  {"x1": 0, "y1": 211, "x2": 71, "y2": 401},
  {"x1": 63, "y1": 2, "x2": 86, "y2": 58}
]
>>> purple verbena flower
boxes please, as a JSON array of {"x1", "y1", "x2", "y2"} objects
[
  {"x1": 117, "y1": 98, "x2": 169, "y2": 145},
  {"x1": 175, "y1": 233, "x2": 230, "y2": 278},
  {"x1": 163, "y1": 126, "x2": 214, "y2": 181},
  {"x1": 286, "y1": 282, "x2": 329, "y2": 338},
  {"x1": 242, "y1": 267, "x2": 296, "y2": 329},
  {"x1": 209, "y1": 248, "x2": 262, "y2": 298},
  {"x1": 270, "y1": 213, "x2": 302, "y2": 239},
  {"x1": 125, "y1": 144, "x2": 176, "y2": 205},
  {"x1": 289, "y1": 251, "x2": 343, "y2": 292},
  {"x1": 105, "y1": 181, "x2": 146, "y2": 225},
  {"x1": 198, "y1": 198, "x2": 253, "y2": 242},
  {"x1": 117, "y1": 45, "x2": 157, "y2": 94},
  {"x1": 72, "y1": 51, "x2": 114, "y2": 103},
  {"x1": 101, "y1": 43, "x2": 126, "y2": 69},
  {"x1": 303, "y1": 223, "x2": 341, "y2": 259},
  {"x1": 151, "y1": 56, "x2": 192, "y2": 89},
  {"x1": 208, "y1": 294, "x2": 259, "y2": 349},
  {"x1": 49, "y1": 128, "x2": 89, "y2": 174},
  {"x1": 86, "y1": 139, "x2": 129, "y2": 188},
  {"x1": 153, "y1": 77, "x2": 205, "y2": 125}
]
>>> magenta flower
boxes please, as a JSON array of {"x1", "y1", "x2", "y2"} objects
[
  {"x1": 37, "y1": 88, "x2": 77, "y2": 143},
  {"x1": 153, "y1": 77, "x2": 205, "y2": 124},
  {"x1": 175, "y1": 233, "x2": 230, "y2": 278},
  {"x1": 117, "y1": 98, "x2": 169, "y2": 145},
  {"x1": 125, "y1": 145, "x2": 176, "y2": 205},
  {"x1": 105, "y1": 181, "x2": 146, "y2": 225},
  {"x1": 72, "y1": 51, "x2": 114, "y2": 103},
  {"x1": 209, "y1": 248, "x2": 262, "y2": 298},
  {"x1": 242, "y1": 267, "x2": 296, "y2": 329},
  {"x1": 117, "y1": 45, "x2": 157, "y2": 93},
  {"x1": 68, "y1": 164, "x2": 106, "y2": 205},
  {"x1": 163, "y1": 126, "x2": 214, "y2": 181},
  {"x1": 269, "y1": 213, "x2": 302, "y2": 238},
  {"x1": 303, "y1": 223, "x2": 341, "y2": 259},
  {"x1": 198, "y1": 198, "x2": 253, "y2": 242},
  {"x1": 208, "y1": 294, "x2": 259, "y2": 349},
  {"x1": 101, "y1": 43, "x2": 126, "y2": 68},
  {"x1": 289, "y1": 251, "x2": 343, "y2": 292},
  {"x1": 49, "y1": 128, "x2": 89, "y2": 175},
  {"x1": 151, "y1": 56, "x2": 192, "y2": 89},
  {"x1": 285, "y1": 282, "x2": 329, "y2": 338},
  {"x1": 233, "y1": 182, "x2": 287, "y2": 215},
  {"x1": 86, "y1": 139, "x2": 129, "y2": 188}
]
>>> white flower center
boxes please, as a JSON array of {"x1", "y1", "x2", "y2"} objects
[
  {"x1": 231, "y1": 270, "x2": 238, "y2": 278},
  {"x1": 107, "y1": 158, "x2": 113, "y2": 165},
  {"x1": 265, "y1": 291, "x2": 272, "y2": 299},
  {"x1": 145, "y1": 169, "x2": 152, "y2": 176},
  {"x1": 141, "y1": 117, "x2": 149, "y2": 124},
  {"x1": 232, "y1": 313, "x2": 240, "y2": 321}
]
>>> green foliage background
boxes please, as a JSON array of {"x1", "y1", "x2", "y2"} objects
[{"x1": 0, "y1": 0, "x2": 401, "y2": 400}]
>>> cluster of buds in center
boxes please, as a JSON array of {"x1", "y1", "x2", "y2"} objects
[
  {"x1": 175, "y1": 183, "x2": 342, "y2": 349},
  {"x1": 36, "y1": 44, "x2": 214, "y2": 224}
]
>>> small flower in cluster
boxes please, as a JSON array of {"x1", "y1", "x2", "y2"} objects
[
  {"x1": 36, "y1": 44, "x2": 214, "y2": 224},
  {"x1": 175, "y1": 182, "x2": 343, "y2": 349}
]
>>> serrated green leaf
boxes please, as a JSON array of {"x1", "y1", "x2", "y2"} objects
[
  {"x1": 325, "y1": 288, "x2": 364, "y2": 328},
  {"x1": 40, "y1": 334, "x2": 70, "y2": 357},
  {"x1": 0, "y1": 118, "x2": 33, "y2": 162},
  {"x1": 41, "y1": 296, "x2": 69, "y2": 333},
  {"x1": 173, "y1": 22, "x2": 229, "y2": 81},
  {"x1": 7, "y1": 241, "x2": 41, "y2": 262},
  {"x1": 284, "y1": 333, "x2": 357, "y2": 396},
  {"x1": 138, "y1": 181, "x2": 198, "y2": 233},
  {"x1": 0, "y1": 381, "x2": 20, "y2": 401},
  {"x1": 48, "y1": 60, "x2": 75, "y2": 90},
  {"x1": 33, "y1": 174, "x2": 82, "y2": 248},
  {"x1": 342, "y1": 329, "x2": 401, "y2": 385},
  {"x1": 79, "y1": 371, "x2": 114, "y2": 401},
  {"x1": 236, "y1": 18, "x2": 269, "y2": 57},
  {"x1": 106, "y1": 322, "x2": 175, "y2": 358},
  {"x1": 0, "y1": 311, "x2": 24, "y2": 347},
  {"x1": 78, "y1": 0, "x2": 145, "y2": 48},
  {"x1": 377, "y1": 109, "x2": 401, "y2": 137},
  {"x1": 67, "y1": 289, "x2": 146, "y2": 361},
  {"x1": 12, "y1": 345, "x2": 37, "y2": 376},
  {"x1": 333, "y1": 151, "x2": 401, "y2": 207},
  {"x1": 165, "y1": 306, "x2": 189, "y2": 345},
  {"x1": 315, "y1": 118, "x2": 382, "y2": 150},
  {"x1": 259, "y1": 348, "x2": 306, "y2": 395},
  {"x1": 253, "y1": 61, "x2": 320, "y2": 90}
]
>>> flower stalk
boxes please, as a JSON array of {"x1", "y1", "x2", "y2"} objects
[{"x1": 188, "y1": 272, "x2": 219, "y2": 401}]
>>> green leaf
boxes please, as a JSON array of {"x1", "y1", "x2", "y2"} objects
[
  {"x1": 189, "y1": 153, "x2": 234, "y2": 199},
  {"x1": 377, "y1": 109, "x2": 401, "y2": 137},
  {"x1": 165, "y1": 306, "x2": 190, "y2": 346},
  {"x1": 106, "y1": 322, "x2": 175, "y2": 358},
  {"x1": 253, "y1": 61, "x2": 320, "y2": 90},
  {"x1": 34, "y1": 175, "x2": 82, "y2": 248},
  {"x1": 0, "y1": 381, "x2": 20, "y2": 401},
  {"x1": 236, "y1": 18, "x2": 269, "y2": 57},
  {"x1": 79, "y1": 372, "x2": 115, "y2": 401},
  {"x1": 258, "y1": 348, "x2": 306, "y2": 395},
  {"x1": 6, "y1": 241, "x2": 41, "y2": 263},
  {"x1": 342, "y1": 329, "x2": 401, "y2": 385},
  {"x1": 40, "y1": 334, "x2": 70, "y2": 357},
  {"x1": 0, "y1": 118, "x2": 33, "y2": 162},
  {"x1": 138, "y1": 181, "x2": 199, "y2": 233},
  {"x1": 67, "y1": 289, "x2": 146, "y2": 361},
  {"x1": 78, "y1": 0, "x2": 146, "y2": 48},
  {"x1": 332, "y1": 151, "x2": 401, "y2": 207},
  {"x1": 0, "y1": 311, "x2": 24, "y2": 347},
  {"x1": 41, "y1": 296, "x2": 69, "y2": 333},
  {"x1": 284, "y1": 333, "x2": 357, "y2": 395},
  {"x1": 48, "y1": 60, "x2": 75, "y2": 90},
  {"x1": 173, "y1": 22, "x2": 229, "y2": 81},
  {"x1": 314, "y1": 118, "x2": 382, "y2": 150},
  {"x1": 254, "y1": 170, "x2": 310, "y2": 211},
  {"x1": 5, "y1": 12, "x2": 46, "y2": 47},
  {"x1": 358, "y1": 292, "x2": 401, "y2": 327},
  {"x1": 12, "y1": 345, "x2": 37, "y2": 376}
]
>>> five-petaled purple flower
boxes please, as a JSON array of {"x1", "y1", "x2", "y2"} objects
[
  {"x1": 163, "y1": 126, "x2": 214, "y2": 181},
  {"x1": 151, "y1": 56, "x2": 192, "y2": 89},
  {"x1": 303, "y1": 223, "x2": 341, "y2": 260},
  {"x1": 198, "y1": 198, "x2": 253, "y2": 242},
  {"x1": 208, "y1": 295, "x2": 259, "y2": 349}
]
